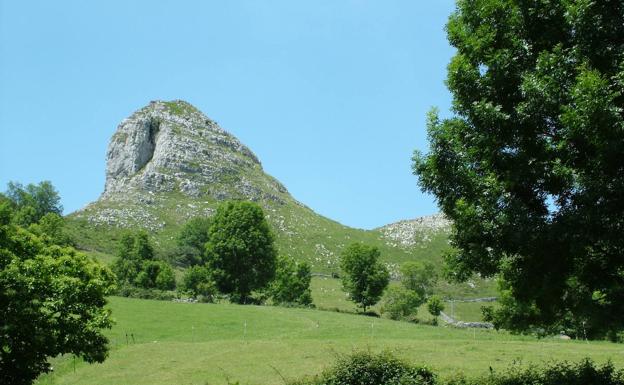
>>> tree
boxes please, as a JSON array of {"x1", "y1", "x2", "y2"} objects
[
  {"x1": 412, "y1": 0, "x2": 624, "y2": 338},
  {"x1": 0, "y1": 199, "x2": 115, "y2": 385},
  {"x1": 176, "y1": 216, "x2": 211, "y2": 266},
  {"x1": 112, "y1": 231, "x2": 176, "y2": 291},
  {"x1": 135, "y1": 260, "x2": 176, "y2": 290},
  {"x1": 28, "y1": 212, "x2": 74, "y2": 247},
  {"x1": 400, "y1": 261, "x2": 438, "y2": 299},
  {"x1": 427, "y1": 296, "x2": 445, "y2": 325},
  {"x1": 340, "y1": 243, "x2": 390, "y2": 312},
  {"x1": 205, "y1": 201, "x2": 277, "y2": 303},
  {"x1": 112, "y1": 231, "x2": 154, "y2": 285},
  {"x1": 381, "y1": 286, "x2": 423, "y2": 321},
  {"x1": 5, "y1": 181, "x2": 63, "y2": 226},
  {"x1": 269, "y1": 256, "x2": 313, "y2": 306},
  {"x1": 181, "y1": 265, "x2": 217, "y2": 301}
]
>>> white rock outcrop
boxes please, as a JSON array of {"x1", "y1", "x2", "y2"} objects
[
  {"x1": 377, "y1": 213, "x2": 451, "y2": 248},
  {"x1": 102, "y1": 100, "x2": 267, "y2": 198}
]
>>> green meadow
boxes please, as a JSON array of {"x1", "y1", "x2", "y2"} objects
[{"x1": 36, "y1": 296, "x2": 624, "y2": 385}]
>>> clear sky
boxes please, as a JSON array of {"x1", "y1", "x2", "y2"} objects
[{"x1": 0, "y1": 0, "x2": 456, "y2": 230}]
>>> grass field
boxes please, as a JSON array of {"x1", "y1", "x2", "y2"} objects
[
  {"x1": 311, "y1": 275, "x2": 495, "y2": 322},
  {"x1": 36, "y1": 297, "x2": 624, "y2": 385}
]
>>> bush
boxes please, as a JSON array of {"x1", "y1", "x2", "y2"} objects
[
  {"x1": 381, "y1": 286, "x2": 424, "y2": 321},
  {"x1": 427, "y1": 295, "x2": 445, "y2": 326},
  {"x1": 291, "y1": 355, "x2": 623, "y2": 385},
  {"x1": 290, "y1": 351, "x2": 436, "y2": 385},
  {"x1": 112, "y1": 231, "x2": 176, "y2": 292},
  {"x1": 181, "y1": 265, "x2": 217, "y2": 302},
  {"x1": 447, "y1": 359, "x2": 624, "y2": 385},
  {"x1": 117, "y1": 284, "x2": 177, "y2": 301},
  {"x1": 269, "y1": 256, "x2": 313, "y2": 306},
  {"x1": 134, "y1": 260, "x2": 176, "y2": 290}
]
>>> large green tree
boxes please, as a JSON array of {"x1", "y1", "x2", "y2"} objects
[
  {"x1": 176, "y1": 216, "x2": 211, "y2": 267},
  {"x1": 0, "y1": 199, "x2": 115, "y2": 384},
  {"x1": 205, "y1": 201, "x2": 277, "y2": 303},
  {"x1": 340, "y1": 243, "x2": 390, "y2": 312},
  {"x1": 413, "y1": 0, "x2": 624, "y2": 339}
]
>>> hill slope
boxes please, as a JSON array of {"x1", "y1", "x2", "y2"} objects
[{"x1": 67, "y1": 100, "x2": 450, "y2": 274}]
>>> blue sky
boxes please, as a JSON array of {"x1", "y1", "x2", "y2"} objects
[{"x1": 0, "y1": 0, "x2": 455, "y2": 230}]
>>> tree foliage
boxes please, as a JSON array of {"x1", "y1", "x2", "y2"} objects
[
  {"x1": 112, "y1": 231, "x2": 175, "y2": 291},
  {"x1": 205, "y1": 201, "x2": 277, "y2": 303},
  {"x1": 269, "y1": 255, "x2": 313, "y2": 306},
  {"x1": 381, "y1": 286, "x2": 423, "y2": 321},
  {"x1": 400, "y1": 261, "x2": 438, "y2": 299},
  {"x1": 176, "y1": 216, "x2": 211, "y2": 267},
  {"x1": 427, "y1": 295, "x2": 445, "y2": 318},
  {"x1": 413, "y1": 0, "x2": 624, "y2": 338},
  {"x1": 340, "y1": 243, "x2": 389, "y2": 312},
  {"x1": 181, "y1": 265, "x2": 216, "y2": 301},
  {"x1": 4, "y1": 181, "x2": 63, "y2": 226},
  {"x1": 0, "y1": 197, "x2": 115, "y2": 385}
]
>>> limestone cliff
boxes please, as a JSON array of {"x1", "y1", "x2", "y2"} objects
[{"x1": 68, "y1": 100, "x2": 450, "y2": 273}]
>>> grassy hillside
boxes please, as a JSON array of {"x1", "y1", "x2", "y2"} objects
[
  {"x1": 66, "y1": 101, "x2": 453, "y2": 276},
  {"x1": 36, "y1": 297, "x2": 623, "y2": 385},
  {"x1": 66, "y1": 192, "x2": 451, "y2": 278}
]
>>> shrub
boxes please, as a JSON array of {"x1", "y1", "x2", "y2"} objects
[
  {"x1": 427, "y1": 295, "x2": 445, "y2": 325},
  {"x1": 446, "y1": 359, "x2": 624, "y2": 385},
  {"x1": 291, "y1": 355, "x2": 624, "y2": 385},
  {"x1": 269, "y1": 256, "x2": 313, "y2": 306},
  {"x1": 381, "y1": 286, "x2": 424, "y2": 321},
  {"x1": 181, "y1": 265, "x2": 217, "y2": 302},
  {"x1": 117, "y1": 284, "x2": 177, "y2": 301},
  {"x1": 112, "y1": 231, "x2": 176, "y2": 292},
  {"x1": 134, "y1": 260, "x2": 176, "y2": 290},
  {"x1": 290, "y1": 351, "x2": 436, "y2": 385}
]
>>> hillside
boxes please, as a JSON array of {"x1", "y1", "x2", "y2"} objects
[
  {"x1": 66, "y1": 100, "x2": 451, "y2": 276},
  {"x1": 36, "y1": 297, "x2": 623, "y2": 385}
]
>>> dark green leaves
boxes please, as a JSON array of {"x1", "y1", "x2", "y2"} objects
[{"x1": 415, "y1": 0, "x2": 624, "y2": 338}]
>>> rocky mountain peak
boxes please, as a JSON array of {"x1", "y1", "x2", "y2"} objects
[{"x1": 103, "y1": 100, "x2": 265, "y2": 199}]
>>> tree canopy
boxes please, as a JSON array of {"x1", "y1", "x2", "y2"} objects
[
  {"x1": 0, "y1": 196, "x2": 115, "y2": 384},
  {"x1": 400, "y1": 261, "x2": 438, "y2": 299},
  {"x1": 112, "y1": 231, "x2": 175, "y2": 291},
  {"x1": 4, "y1": 181, "x2": 63, "y2": 226},
  {"x1": 413, "y1": 0, "x2": 624, "y2": 338},
  {"x1": 205, "y1": 201, "x2": 277, "y2": 303},
  {"x1": 176, "y1": 216, "x2": 211, "y2": 267},
  {"x1": 340, "y1": 243, "x2": 389, "y2": 312},
  {"x1": 269, "y1": 255, "x2": 313, "y2": 306}
]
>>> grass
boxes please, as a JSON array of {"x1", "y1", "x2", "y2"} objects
[
  {"x1": 311, "y1": 276, "x2": 495, "y2": 323},
  {"x1": 36, "y1": 297, "x2": 624, "y2": 385},
  {"x1": 445, "y1": 301, "x2": 498, "y2": 322}
]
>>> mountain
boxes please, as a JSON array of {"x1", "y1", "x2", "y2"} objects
[{"x1": 66, "y1": 100, "x2": 451, "y2": 275}]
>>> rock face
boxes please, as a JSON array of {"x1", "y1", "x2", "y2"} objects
[
  {"x1": 69, "y1": 100, "x2": 452, "y2": 272},
  {"x1": 103, "y1": 100, "x2": 277, "y2": 200},
  {"x1": 377, "y1": 214, "x2": 451, "y2": 249}
]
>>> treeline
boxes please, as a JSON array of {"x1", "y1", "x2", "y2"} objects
[{"x1": 113, "y1": 200, "x2": 314, "y2": 307}]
